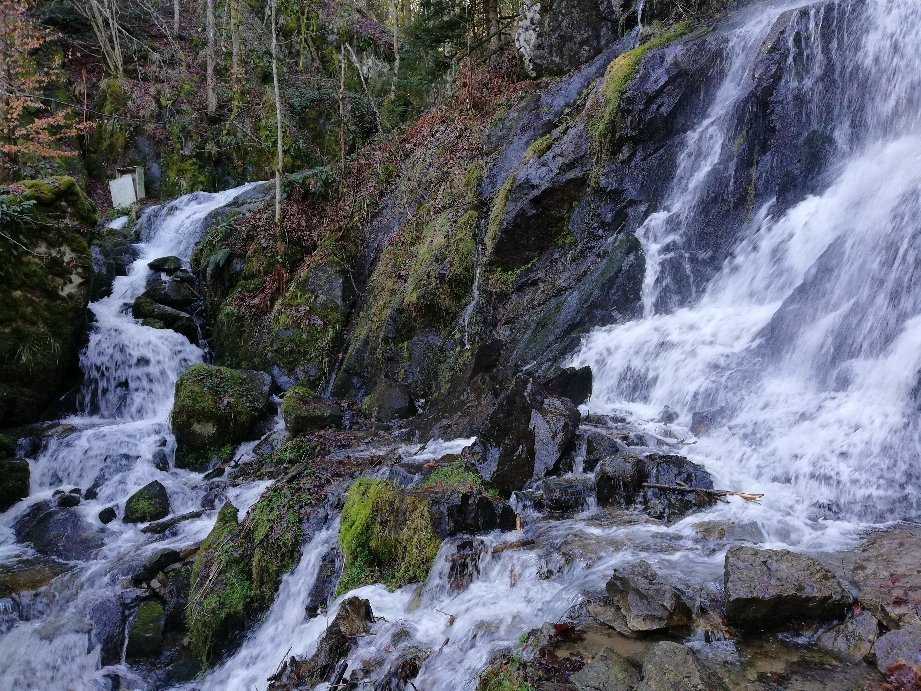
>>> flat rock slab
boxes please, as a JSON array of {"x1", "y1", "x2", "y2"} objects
[
  {"x1": 724, "y1": 546, "x2": 852, "y2": 632},
  {"x1": 873, "y1": 624, "x2": 921, "y2": 683}
]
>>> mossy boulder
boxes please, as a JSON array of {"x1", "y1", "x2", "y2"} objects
[
  {"x1": 123, "y1": 481, "x2": 171, "y2": 523},
  {"x1": 281, "y1": 386, "x2": 342, "y2": 433},
  {"x1": 148, "y1": 256, "x2": 182, "y2": 273},
  {"x1": 0, "y1": 457, "x2": 30, "y2": 511},
  {"x1": 360, "y1": 378, "x2": 416, "y2": 422},
  {"x1": 171, "y1": 364, "x2": 271, "y2": 470},
  {"x1": 186, "y1": 488, "x2": 306, "y2": 665},
  {"x1": 337, "y1": 478, "x2": 442, "y2": 596},
  {"x1": 126, "y1": 600, "x2": 165, "y2": 660},
  {"x1": 0, "y1": 176, "x2": 96, "y2": 424},
  {"x1": 132, "y1": 296, "x2": 198, "y2": 342}
]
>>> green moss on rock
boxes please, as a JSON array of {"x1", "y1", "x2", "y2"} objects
[
  {"x1": 281, "y1": 385, "x2": 342, "y2": 433},
  {"x1": 477, "y1": 655, "x2": 534, "y2": 691},
  {"x1": 124, "y1": 481, "x2": 171, "y2": 523},
  {"x1": 0, "y1": 177, "x2": 96, "y2": 424},
  {"x1": 186, "y1": 486, "x2": 309, "y2": 666},
  {"x1": 126, "y1": 600, "x2": 166, "y2": 660},
  {"x1": 337, "y1": 478, "x2": 441, "y2": 595},
  {"x1": 0, "y1": 458, "x2": 30, "y2": 512},
  {"x1": 170, "y1": 364, "x2": 271, "y2": 470}
]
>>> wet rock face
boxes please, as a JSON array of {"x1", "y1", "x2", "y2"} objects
[
  {"x1": 91, "y1": 225, "x2": 138, "y2": 300},
  {"x1": 595, "y1": 450, "x2": 716, "y2": 522},
  {"x1": 0, "y1": 458, "x2": 29, "y2": 511},
  {"x1": 124, "y1": 481, "x2": 171, "y2": 523},
  {"x1": 171, "y1": 364, "x2": 271, "y2": 470},
  {"x1": 132, "y1": 296, "x2": 199, "y2": 343},
  {"x1": 361, "y1": 378, "x2": 416, "y2": 422},
  {"x1": 476, "y1": 373, "x2": 580, "y2": 495},
  {"x1": 605, "y1": 560, "x2": 693, "y2": 634},
  {"x1": 848, "y1": 524, "x2": 921, "y2": 629},
  {"x1": 425, "y1": 490, "x2": 516, "y2": 538},
  {"x1": 13, "y1": 502, "x2": 104, "y2": 561},
  {"x1": 142, "y1": 274, "x2": 199, "y2": 311},
  {"x1": 724, "y1": 546, "x2": 853, "y2": 632},
  {"x1": 148, "y1": 256, "x2": 182, "y2": 274},
  {"x1": 636, "y1": 641, "x2": 727, "y2": 691},
  {"x1": 268, "y1": 597, "x2": 374, "y2": 690}
]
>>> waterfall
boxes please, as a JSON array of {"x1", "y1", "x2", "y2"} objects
[
  {"x1": 0, "y1": 184, "x2": 268, "y2": 689},
  {"x1": 573, "y1": 0, "x2": 921, "y2": 523}
]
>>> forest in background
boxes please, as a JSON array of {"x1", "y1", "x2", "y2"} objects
[{"x1": 0, "y1": 0, "x2": 521, "y2": 204}]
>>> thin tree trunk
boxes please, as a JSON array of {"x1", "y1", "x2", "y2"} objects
[
  {"x1": 230, "y1": 0, "x2": 240, "y2": 106},
  {"x1": 206, "y1": 0, "x2": 217, "y2": 116},
  {"x1": 173, "y1": 0, "x2": 179, "y2": 36},
  {"x1": 390, "y1": 2, "x2": 399, "y2": 101},
  {"x1": 485, "y1": 0, "x2": 500, "y2": 51},
  {"x1": 345, "y1": 44, "x2": 383, "y2": 136},
  {"x1": 400, "y1": 0, "x2": 411, "y2": 27},
  {"x1": 338, "y1": 43, "x2": 346, "y2": 173},
  {"x1": 270, "y1": 0, "x2": 283, "y2": 228}
]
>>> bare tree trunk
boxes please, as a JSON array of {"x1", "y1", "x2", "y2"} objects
[
  {"x1": 270, "y1": 0, "x2": 283, "y2": 228},
  {"x1": 338, "y1": 44, "x2": 346, "y2": 173},
  {"x1": 345, "y1": 44, "x2": 383, "y2": 136},
  {"x1": 400, "y1": 0, "x2": 412, "y2": 26},
  {"x1": 206, "y1": 0, "x2": 217, "y2": 116},
  {"x1": 230, "y1": 0, "x2": 241, "y2": 106},
  {"x1": 76, "y1": 0, "x2": 124, "y2": 79},
  {"x1": 390, "y1": 2, "x2": 399, "y2": 101},
  {"x1": 173, "y1": 0, "x2": 179, "y2": 36},
  {"x1": 485, "y1": 0, "x2": 500, "y2": 51}
]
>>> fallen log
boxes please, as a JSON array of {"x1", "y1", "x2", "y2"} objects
[{"x1": 641, "y1": 482, "x2": 763, "y2": 502}]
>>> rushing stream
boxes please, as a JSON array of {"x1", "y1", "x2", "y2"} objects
[{"x1": 2, "y1": 0, "x2": 920, "y2": 688}]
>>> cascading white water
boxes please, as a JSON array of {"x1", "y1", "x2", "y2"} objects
[
  {"x1": 573, "y1": 0, "x2": 921, "y2": 523},
  {"x1": 0, "y1": 183, "x2": 269, "y2": 689}
]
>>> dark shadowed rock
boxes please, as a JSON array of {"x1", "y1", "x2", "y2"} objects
[
  {"x1": 126, "y1": 599, "x2": 165, "y2": 660},
  {"x1": 724, "y1": 546, "x2": 852, "y2": 632},
  {"x1": 304, "y1": 548, "x2": 341, "y2": 618},
  {"x1": 362, "y1": 378, "x2": 416, "y2": 422},
  {"x1": 0, "y1": 458, "x2": 29, "y2": 511},
  {"x1": 142, "y1": 275, "x2": 199, "y2": 310},
  {"x1": 162, "y1": 563, "x2": 192, "y2": 631},
  {"x1": 123, "y1": 481, "x2": 171, "y2": 523},
  {"x1": 542, "y1": 365, "x2": 593, "y2": 406},
  {"x1": 872, "y1": 624, "x2": 921, "y2": 683},
  {"x1": 87, "y1": 593, "x2": 124, "y2": 666},
  {"x1": 425, "y1": 491, "x2": 516, "y2": 538},
  {"x1": 98, "y1": 506, "x2": 117, "y2": 524},
  {"x1": 132, "y1": 548, "x2": 181, "y2": 586},
  {"x1": 595, "y1": 451, "x2": 716, "y2": 522},
  {"x1": 606, "y1": 560, "x2": 692, "y2": 634},
  {"x1": 14, "y1": 503, "x2": 104, "y2": 560},
  {"x1": 148, "y1": 256, "x2": 182, "y2": 273},
  {"x1": 541, "y1": 476, "x2": 593, "y2": 514},
  {"x1": 476, "y1": 373, "x2": 579, "y2": 495},
  {"x1": 637, "y1": 642, "x2": 728, "y2": 691},
  {"x1": 268, "y1": 597, "x2": 374, "y2": 689},
  {"x1": 132, "y1": 296, "x2": 198, "y2": 342},
  {"x1": 583, "y1": 430, "x2": 621, "y2": 473}
]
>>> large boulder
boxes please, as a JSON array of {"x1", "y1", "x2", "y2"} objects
[
  {"x1": 475, "y1": 373, "x2": 580, "y2": 495},
  {"x1": 596, "y1": 450, "x2": 716, "y2": 522},
  {"x1": 0, "y1": 177, "x2": 96, "y2": 424},
  {"x1": 148, "y1": 256, "x2": 182, "y2": 273},
  {"x1": 724, "y1": 546, "x2": 852, "y2": 632},
  {"x1": 605, "y1": 560, "x2": 693, "y2": 634},
  {"x1": 171, "y1": 364, "x2": 271, "y2": 470},
  {"x1": 13, "y1": 502, "x2": 104, "y2": 560},
  {"x1": 123, "y1": 481, "x2": 171, "y2": 523},
  {"x1": 0, "y1": 457, "x2": 30, "y2": 511},
  {"x1": 268, "y1": 597, "x2": 373, "y2": 689},
  {"x1": 542, "y1": 365, "x2": 592, "y2": 406},
  {"x1": 636, "y1": 642, "x2": 727, "y2": 691}
]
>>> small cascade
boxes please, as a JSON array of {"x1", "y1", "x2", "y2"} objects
[{"x1": 0, "y1": 183, "x2": 265, "y2": 689}]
